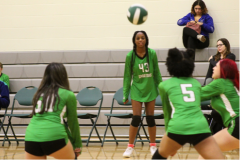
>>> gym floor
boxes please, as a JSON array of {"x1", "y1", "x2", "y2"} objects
[{"x1": 0, "y1": 138, "x2": 239, "y2": 160}]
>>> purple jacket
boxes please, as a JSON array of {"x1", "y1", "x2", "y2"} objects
[{"x1": 177, "y1": 13, "x2": 214, "y2": 37}]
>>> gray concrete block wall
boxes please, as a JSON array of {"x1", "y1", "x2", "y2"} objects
[{"x1": 0, "y1": 48, "x2": 239, "y2": 137}]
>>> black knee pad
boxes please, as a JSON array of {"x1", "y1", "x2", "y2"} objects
[
  {"x1": 146, "y1": 116, "x2": 156, "y2": 127},
  {"x1": 152, "y1": 149, "x2": 167, "y2": 160},
  {"x1": 131, "y1": 115, "x2": 141, "y2": 127}
]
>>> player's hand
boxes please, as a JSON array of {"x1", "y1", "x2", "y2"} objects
[
  {"x1": 123, "y1": 100, "x2": 129, "y2": 104},
  {"x1": 190, "y1": 20, "x2": 195, "y2": 23},
  {"x1": 208, "y1": 55, "x2": 213, "y2": 62},
  {"x1": 197, "y1": 22, "x2": 203, "y2": 25},
  {"x1": 74, "y1": 148, "x2": 81, "y2": 157}
]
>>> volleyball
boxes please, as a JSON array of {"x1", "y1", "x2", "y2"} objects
[{"x1": 127, "y1": 4, "x2": 148, "y2": 25}]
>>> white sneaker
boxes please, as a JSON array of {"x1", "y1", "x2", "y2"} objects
[
  {"x1": 123, "y1": 147, "x2": 134, "y2": 158},
  {"x1": 197, "y1": 35, "x2": 206, "y2": 43},
  {"x1": 150, "y1": 146, "x2": 157, "y2": 156}
]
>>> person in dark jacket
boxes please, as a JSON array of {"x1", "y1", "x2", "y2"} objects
[
  {"x1": 177, "y1": 0, "x2": 214, "y2": 60},
  {"x1": 0, "y1": 81, "x2": 10, "y2": 109},
  {"x1": 201, "y1": 38, "x2": 236, "y2": 136},
  {"x1": 204, "y1": 38, "x2": 235, "y2": 85}
]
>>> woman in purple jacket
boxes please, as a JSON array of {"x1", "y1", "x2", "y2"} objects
[{"x1": 177, "y1": 0, "x2": 214, "y2": 60}]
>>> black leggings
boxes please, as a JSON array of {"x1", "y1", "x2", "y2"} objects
[{"x1": 182, "y1": 27, "x2": 209, "y2": 60}]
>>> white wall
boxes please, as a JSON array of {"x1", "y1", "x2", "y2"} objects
[{"x1": 0, "y1": 0, "x2": 238, "y2": 51}]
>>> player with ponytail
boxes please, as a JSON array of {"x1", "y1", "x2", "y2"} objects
[{"x1": 198, "y1": 59, "x2": 239, "y2": 159}]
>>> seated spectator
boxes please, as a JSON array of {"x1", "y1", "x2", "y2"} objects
[
  {"x1": 204, "y1": 38, "x2": 235, "y2": 85},
  {"x1": 0, "y1": 62, "x2": 10, "y2": 89},
  {"x1": 201, "y1": 38, "x2": 235, "y2": 135},
  {"x1": 0, "y1": 81, "x2": 10, "y2": 109},
  {"x1": 177, "y1": 0, "x2": 214, "y2": 61}
]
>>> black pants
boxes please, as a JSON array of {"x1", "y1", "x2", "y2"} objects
[
  {"x1": 201, "y1": 105, "x2": 225, "y2": 134},
  {"x1": 183, "y1": 27, "x2": 209, "y2": 60}
]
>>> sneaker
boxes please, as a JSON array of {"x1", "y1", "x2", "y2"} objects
[
  {"x1": 197, "y1": 35, "x2": 206, "y2": 43},
  {"x1": 150, "y1": 146, "x2": 157, "y2": 156},
  {"x1": 123, "y1": 147, "x2": 134, "y2": 158}
]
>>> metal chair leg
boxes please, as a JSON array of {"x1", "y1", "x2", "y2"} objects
[
  {"x1": 94, "y1": 124, "x2": 102, "y2": 142},
  {"x1": 101, "y1": 119, "x2": 110, "y2": 147},
  {"x1": 2, "y1": 120, "x2": 10, "y2": 146},
  {"x1": 109, "y1": 124, "x2": 118, "y2": 145},
  {"x1": 86, "y1": 119, "x2": 95, "y2": 146},
  {"x1": 141, "y1": 121, "x2": 149, "y2": 140},
  {"x1": 2, "y1": 125, "x2": 11, "y2": 144},
  {"x1": 9, "y1": 122, "x2": 19, "y2": 145},
  {"x1": 134, "y1": 120, "x2": 144, "y2": 145},
  {"x1": 0, "y1": 120, "x2": 11, "y2": 145}
]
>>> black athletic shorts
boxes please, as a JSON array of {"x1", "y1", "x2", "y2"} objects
[
  {"x1": 167, "y1": 132, "x2": 211, "y2": 146},
  {"x1": 228, "y1": 117, "x2": 239, "y2": 139},
  {"x1": 25, "y1": 138, "x2": 66, "y2": 156}
]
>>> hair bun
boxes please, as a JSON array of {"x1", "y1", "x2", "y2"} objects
[{"x1": 168, "y1": 48, "x2": 182, "y2": 61}]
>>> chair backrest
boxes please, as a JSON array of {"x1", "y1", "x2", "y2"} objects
[
  {"x1": 201, "y1": 100, "x2": 210, "y2": 106},
  {"x1": 15, "y1": 86, "x2": 38, "y2": 106},
  {"x1": 10, "y1": 86, "x2": 38, "y2": 114},
  {"x1": 155, "y1": 95, "x2": 162, "y2": 106},
  {"x1": 76, "y1": 86, "x2": 103, "y2": 106},
  {"x1": 109, "y1": 87, "x2": 132, "y2": 113},
  {"x1": 113, "y1": 87, "x2": 131, "y2": 106}
]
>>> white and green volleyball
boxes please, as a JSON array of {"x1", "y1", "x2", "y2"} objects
[{"x1": 127, "y1": 4, "x2": 148, "y2": 25}]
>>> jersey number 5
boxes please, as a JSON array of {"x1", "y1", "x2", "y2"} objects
[
  {"x1": 139, "y1": 63, "x2": 149, "y2": 72},
  {"x1": 180, "y1": 84, "x2": 195, "y2": 102}
]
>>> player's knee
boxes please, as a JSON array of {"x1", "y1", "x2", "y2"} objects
[
  {"x1": 131, "y1": 115, "x2": 141, "y2": 127},
  {"x1": 146, "y1": 116, "x2": 156, "y2": 127},
  {"x1": 152, "y1": 149, "x2": 167, "y2": 160}
]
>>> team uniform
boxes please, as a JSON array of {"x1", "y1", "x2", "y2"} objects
[
  {"x1": 0, "y1": 73, "x2": 9, "y2": 89},
  {"x1": 123, "y1": 48, "x2": 162, "y2": 102},
  {"x1": 25, "y1": 88, "x2": 82, "y2": 156},
  {"x1": 201, "y1": 78, "x2": 239, "y2": 139},
  {"x1": 159, "y1": 77, "x2": 211, "y2": 145}
]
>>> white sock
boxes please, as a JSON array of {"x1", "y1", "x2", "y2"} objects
[{"x1": 197, "y1": 35, "x2": 203, "y2": 40}]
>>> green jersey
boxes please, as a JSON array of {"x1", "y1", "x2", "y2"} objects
[
  {"x1": 201, "y1": 78, "x2": 239, "y2": 128},
  {"x1": 0, "y1": 73, "x2": 9, "y2": 88},
  {"x1": 159, "y1": 77, "x2": 211, "y2": 135},
  {"x1": 123, "y1": 48, "x2": 162, "y2": 102},
  {"x1": 25, "y1": 88, "x2": 82, "y2": 149}
]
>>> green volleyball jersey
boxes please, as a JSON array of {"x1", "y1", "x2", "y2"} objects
[
  {"x1": 123, "y1": 48, "x2": 162, "y2": 102},
  {"x1": 201, "y1": 78, "x2": 239, "y2": 128},
  {"x1": 25, "y1": 88, "x2": 82, "y2": 149},
  {"x1": 159, "y1": 77, "x2": 211, "y2": 135},
  {"x1": 0, "y1": 73, "x2": 9, "y2": 88}
]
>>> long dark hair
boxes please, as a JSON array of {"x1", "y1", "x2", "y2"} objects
[
  {"x1": 32, "y1": 62, "x2": 70, "y2": 115},
  {"x1": 219, "y1": 59, "x2": 239, "y2": 90},
  {"x1": 131, "y1": 30, "x2": 149, "y2": 73},
  {"x1": 191, "y1": 0, "x2": 208, "y2": 15},
  {"x1": 166, "y1": 48, "x2": 195, "y2": 77},
  {"x1": 215, "y1": 38, "x2": 231, "y2": 61}
]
